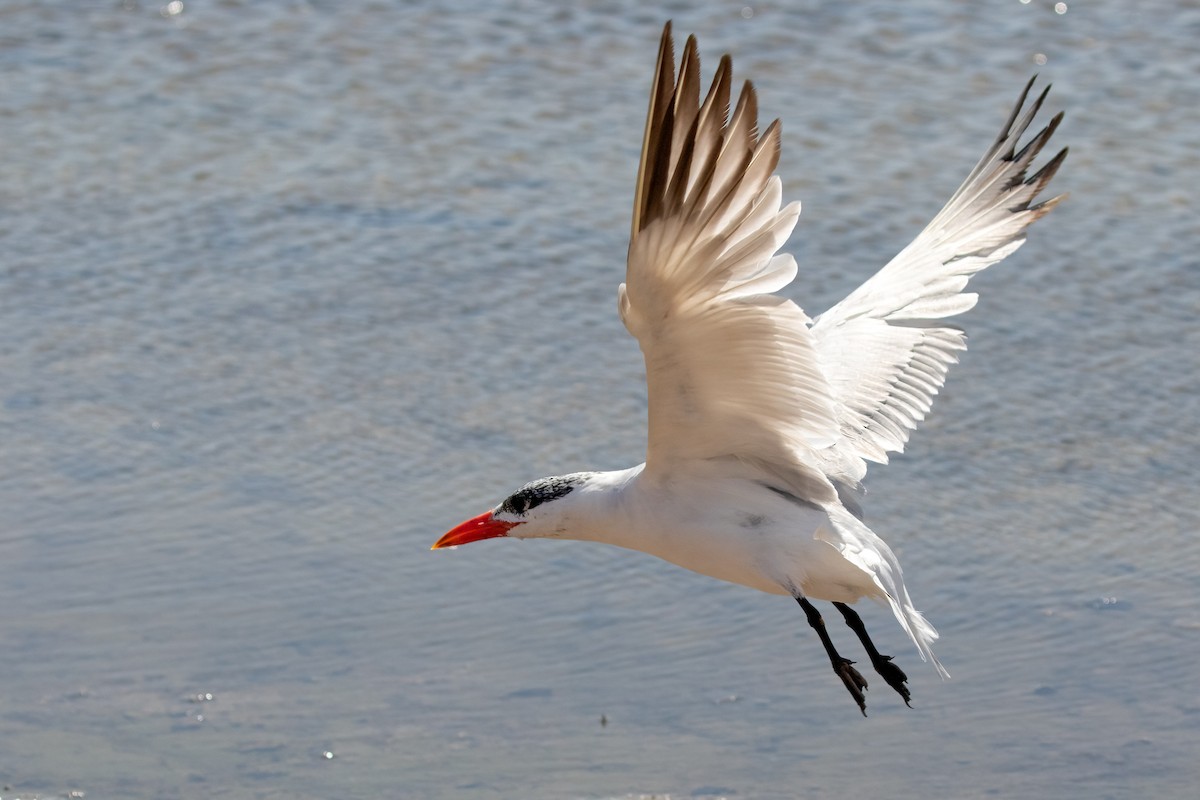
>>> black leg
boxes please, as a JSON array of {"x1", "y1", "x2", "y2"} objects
[
  {"x1": 795, "y1": 596, "x2": 868, "y2": 716},
  {"x1": 833, "y1": 601, "x2": 911, "y2": 707}
]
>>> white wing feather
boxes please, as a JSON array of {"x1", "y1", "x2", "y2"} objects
[
  {"x1": 621, "y1": 27, "x2": 840, "y2": 505},
  {"x1": 811, "y1": 78, "x2": 1068, "y2": 491}
]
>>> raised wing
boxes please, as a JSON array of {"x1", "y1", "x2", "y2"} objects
[
  {"x1": 811, "y1": 78, "x2": 1067, "y2": 489},
  {"x1": 620, "y1": 23, "x2": 840, "y2": 504}
]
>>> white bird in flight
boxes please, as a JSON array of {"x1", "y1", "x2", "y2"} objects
[{"x1": 434, "y1": 22, "x2": 1066, "y2": 715}]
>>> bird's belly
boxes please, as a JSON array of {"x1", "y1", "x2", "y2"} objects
[
  {"x1": 636, "y1": 529, "x2": 795, "y2": 595},
  {"x1": 618, "y1": 500, "x2": 878, "y2": 602}
]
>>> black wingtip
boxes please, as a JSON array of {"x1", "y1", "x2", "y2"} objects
[{"x1": 1028, "y1": 144, "x2": 1069, "y2": 188}]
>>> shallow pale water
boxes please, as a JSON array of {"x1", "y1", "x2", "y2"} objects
[{"x1": 2, "y1": 1, "x2": 1198, "y2": 798}]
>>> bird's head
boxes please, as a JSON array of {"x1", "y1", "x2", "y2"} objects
[{"x1": 432, "y1": 473, "x2": 593, "y2": 549}]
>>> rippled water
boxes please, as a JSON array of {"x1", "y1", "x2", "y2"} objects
[{"x1": 2, "y1": 1, "x2": 1198, "y2": 798}]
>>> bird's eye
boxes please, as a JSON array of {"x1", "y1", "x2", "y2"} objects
[{"x1": 502, "y1": 493, "x2": 531, "y2": 515}]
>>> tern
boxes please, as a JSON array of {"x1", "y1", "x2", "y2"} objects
[{"x1": 434, "y1": 22, "x2": 1066, "y2": 715}]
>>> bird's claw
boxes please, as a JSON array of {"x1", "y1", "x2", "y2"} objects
[
  {"x1": 872, "y1": 654, "x2": 911, "y2": 707},
  {"x1": 834, "y1": 658, "x2": 869, "y2": 716}
]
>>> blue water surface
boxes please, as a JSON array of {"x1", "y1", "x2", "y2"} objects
[{"x1": 2, "y1": 1, "x2": 1198, "y2": 798}]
